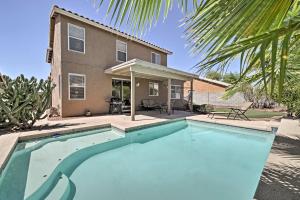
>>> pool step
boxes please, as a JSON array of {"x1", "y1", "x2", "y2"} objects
[{"x1": 44, "y1": 173, "x2": 75, "y2": 200}]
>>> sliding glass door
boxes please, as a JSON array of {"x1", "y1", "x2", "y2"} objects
[{"x1": 112, "y1": 79, "x2": 131, "y2": 102}]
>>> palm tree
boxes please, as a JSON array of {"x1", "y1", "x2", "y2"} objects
[{"x1": 93, "y1": 0, "x2": 300, "y2": 99}]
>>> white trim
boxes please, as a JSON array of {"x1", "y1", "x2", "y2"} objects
[
  {"x1": 104, "y1": 59, "x2": 197, "y2": 80},
  {"x1": 51, "y1": 6, "x2": 172, "y2": 55},
  {"x1": 151, "y1": 52, "x2": 161, "y2": 65},
  {"x1": 149, "y1": 82, "x2": 159, "y2": 96},
  {"x1": 68, "y1": 73, "x2": 86, "y2": 100},
  {"x1": 112, "y1": 77, "x2": 131, "y2": 81},
  {"x1": 171, "y1": 85, "x2": 181, "y2": 99},
  {"x1": 116, "y1": 40, "x2": 127, "y2": 62},
  {"x1": 68, "y1": 23, "x2": 85, "y2": 54}
]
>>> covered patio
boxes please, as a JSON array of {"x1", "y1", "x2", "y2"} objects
[{"x1": 105, "y1": 59, "x2": 198, "y2": 120}]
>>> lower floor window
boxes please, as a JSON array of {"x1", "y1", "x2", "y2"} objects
[
  {"x1": 69, "y1": 73, "x2": 85, "y2": 100},
  {"x1": 149, "y1": 82, "x2": 159, "y2": 96},
  {"x1": 171, "y1": 85, "x2": 181, "y2": 99}
]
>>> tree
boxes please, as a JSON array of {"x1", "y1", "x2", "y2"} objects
[
  {"x1": 222, "y1": 73, "x2": 240, "y2": 84},
  {"x1": 93, "y1": 0, "x2": 300, "y2": 99},
  {"x1": 0, "y1": 74, "x2": 55, "y2": 130},
  {"x1": 205, "y1": 71, "x2": 222, "y2": 81}
]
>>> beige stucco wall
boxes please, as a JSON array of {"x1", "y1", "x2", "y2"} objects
[
  {"x1": 51, "y1": 14, "x2": 172, "y2": 117},
  {"x1": 51, "y1": 15, "x2": 62, "y2": 114},
  {"x1": 60, "y1": 15, "x2": 167, "y2": 68},
  {"x1": 135, "y1": 78, "x2": 168, "y2": 108}
]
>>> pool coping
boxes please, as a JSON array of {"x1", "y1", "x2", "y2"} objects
[
  {"x1": 0, "y1": 134, "x2": 19, "y2": 172},
  {"x1": 0, "y1": 117, "x2": 276, "y2": 173},
  {"x1": 18, "y1": 123, "x2": 111, "y2": 141},
  {"x1": 186, "y1": 117, "x2": 273, "y2": 132}
]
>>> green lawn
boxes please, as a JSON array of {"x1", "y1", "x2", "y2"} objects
[{"x1": 214, "y1": 108, "x2": 285, "y2": 119}]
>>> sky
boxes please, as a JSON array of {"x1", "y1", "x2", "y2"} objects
[{"x1": 0, "y1": 0, "x2": 238, "y2": 79}]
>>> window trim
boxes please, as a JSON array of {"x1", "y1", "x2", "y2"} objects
[
  {"x1": 149, "y1": 82, "x2": 159, "y2": 96},
  {"x1": 68, "y1": 23, "x2": 85, "y2": 54},
  {"x1": 116, "y1": 40, "x2": 128, "y2": 62},
  {"x1": 171, "y1": 85, "x2": 181, "y2": 99},
  {"x1": 68, "y1": 73, "x2": 86, "y2": 100},
  {"x1": 151, "y1": 52, "x2": 161, "y2": 65}
]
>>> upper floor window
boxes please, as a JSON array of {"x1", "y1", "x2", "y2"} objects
[
  {"x1": 149, "y1": 82, "x2": 159, "y2": 96},
  {"x1": 69, "y1": 73, "x2": 86, "y2": 100},
  {"x1": 116, "y1": 40, "x2": 127, "y2": 62},
  {"x1": 151, "y1": 52, "x2": 161, "y2": 65},
  {"x1": 68, "y1": 23, "x2": 85, "y2": 53},
  {"x1": 171, "y1": 85, "x2": 181, "y2": 99}
]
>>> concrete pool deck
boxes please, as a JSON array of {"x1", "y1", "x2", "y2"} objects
[{"x1": 0, "y1": 111, "x2": 299, "y2": 199}]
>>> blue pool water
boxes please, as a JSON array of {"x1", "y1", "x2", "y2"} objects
[{"x1": 0, "y1": 120, "x2": 274, "y2": 200}]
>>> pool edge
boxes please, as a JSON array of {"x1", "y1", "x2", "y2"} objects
[{"x1": 0, "y1": 117, "x2": 274, "y2": 174}]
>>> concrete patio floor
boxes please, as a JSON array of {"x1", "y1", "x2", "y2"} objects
[{"x1": 0, "y1": 111, "x2": 299, "y2": 200}]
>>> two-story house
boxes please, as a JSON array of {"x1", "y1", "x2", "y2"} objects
[{"x1": 46, "y1": 6, "x2": 196, "y2": 120}]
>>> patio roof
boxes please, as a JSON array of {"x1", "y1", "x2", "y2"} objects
[
  {"x1": 104, "y1": 59, "x2": 197, "y2": 81},
  {"x1": 105, "y1": 59, "x2": 197, "y2": 121}
]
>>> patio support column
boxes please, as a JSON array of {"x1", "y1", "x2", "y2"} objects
[
  {"x1": 190, "y1": 79, "x2": 193, "y2": 112},
  {"x1": 167, "y1": 78, "x2": 171, "y2": 115},
  {"x1": 130, "y1": 71, "x2": 135, "y2": 121}
]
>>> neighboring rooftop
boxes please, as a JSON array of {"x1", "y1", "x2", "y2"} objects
[
  {"x1": 197, "y1": 77, "x2": 231, "y2": 87},
  {"x1": 47, "y1": 5, "x2": 172, "y2": 63}
]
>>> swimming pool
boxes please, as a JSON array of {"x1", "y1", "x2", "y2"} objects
[{"x1": 0, "y1": 120, "x2": 274, "y2": 200}]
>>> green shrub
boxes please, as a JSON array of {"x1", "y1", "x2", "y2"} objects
[
  {"x1": 275, "y1": 82, "x2": 300, "y2": 118},
  {"x1": 0, "y1": 74, "x2": 55, "y2": 130}
]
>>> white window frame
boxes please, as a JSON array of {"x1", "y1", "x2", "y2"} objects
[
  {"x1": 68, "y1": 23, "x2": 85, "y2": 54},
  {"x1": 116, "y1": 40, "x2": 127, "y2": 62},
  {"x1": 68, "y1": 73, "x2": 86, "y2": 100},
  {"x1": 151, "y1": 52, "x2": 161, "y2": 65},
  {"x1": 149, "y1": 82, "x2": 159, "y2": 96},
  {"x1": 171, "y1": 85, "x2": 181, "y2": 99}
]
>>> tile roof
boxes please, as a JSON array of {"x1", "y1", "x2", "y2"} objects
[{"x1": 51, "y1": 5, "x2": 172, "y2": 55}]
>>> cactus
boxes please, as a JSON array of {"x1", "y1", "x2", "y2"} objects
[{"x1": 0, "y1": 74, "x2": 55, "y2": 130}]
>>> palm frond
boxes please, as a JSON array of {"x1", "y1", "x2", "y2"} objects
[
  {"x1": 93, "y1": 0, "x2": 199, "y2": 33},
  {"x1": 93, "y1": 0, "x2": 300, "y2": 98}
]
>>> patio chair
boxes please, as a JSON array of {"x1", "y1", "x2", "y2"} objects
[
  {"x1": 141, "y1": 99, "x2": 164, "y2": 113},
  {"x1": 208, "y1": 102, "x2": 253, "y2": 120},
  {"x1": 208, "y1": 110, "x2": 231, "y2": 119},
  {"x1": 227, "y1": 102, "x2": 253, "y2": 120}
]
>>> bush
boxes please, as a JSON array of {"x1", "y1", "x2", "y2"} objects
[
  {"x1": 275, "y1": 82, "x2": 300, "y2": 118},
  {"x1": 0, "y1": 74, "x2": 55, "y2": 130}
]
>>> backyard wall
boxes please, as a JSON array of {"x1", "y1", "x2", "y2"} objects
[
  {"x1": 193, "y1": 91, "x2": 246, "y2": 107},
  {"x1": 184, "y1": 79, "x2": 227, "y2": 96}
]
